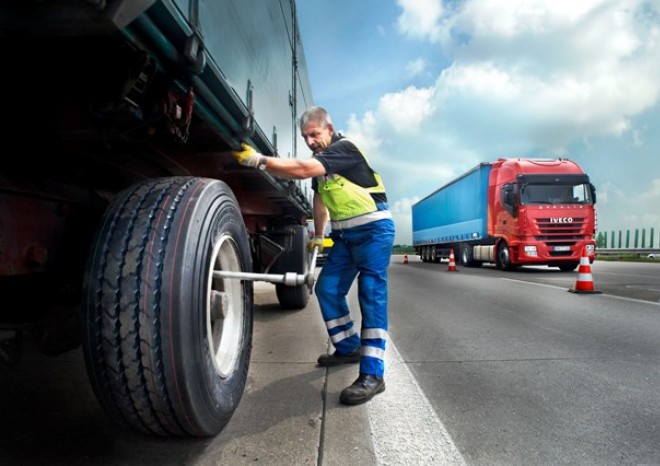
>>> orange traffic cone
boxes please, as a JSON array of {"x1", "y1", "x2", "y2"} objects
[
  {"x1": 403, "y1": 254, "x2": 408, "y2": 264},
  {"x1": 447, "y1": 249, "x2": 458, "y2": 272},
  {"x1": 568, "y1": 246, "x2": 601, "y2": 294}
]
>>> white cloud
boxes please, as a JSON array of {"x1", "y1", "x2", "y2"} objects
[
  {"x1": 436, "y1": 2, "x2": 659, "y2": 145},
  {"x1": 378, "y1": 86, "x2": 436, "y2": 134},
  {"x1": 453, "y1": 0, "x2": 605, "y2": 38},
  {"x1": 396, "y1": 0, "x2": 444, "y2": 42},
  {"x1": 394, "y1": 0, "x2": 660, "y2": 143},
  {"x1": 438, "y1": 62, "x2": 520, "y2": 100},
  {"x1": 344, "y1": 110, "x2": 381, "y2": 157},
  {"x1": 393, "y1": 0, "x2": 660, "y2": 161}
]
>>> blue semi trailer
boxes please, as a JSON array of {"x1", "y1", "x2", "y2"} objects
[
  {"x1": 413, "y1": 163, "x2": 492, "y2": 259},
  {"x1": 413, "y1": 158, "x2": 597, "y2": 271},
  {"x1": 0, "y1": 0, "x2": 314, "y2": 437}
]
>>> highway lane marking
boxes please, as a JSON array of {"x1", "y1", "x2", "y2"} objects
[
  {"x1": 500, "y1": 278, "x2": 660, "y2": 306},
  {"x1": 368, "y1": 339, "x2": 466, "y2": 465}
]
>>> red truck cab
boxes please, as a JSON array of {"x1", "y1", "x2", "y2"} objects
[{"x1": 488, "y1": 158, "x2": 597, "y2": 270}]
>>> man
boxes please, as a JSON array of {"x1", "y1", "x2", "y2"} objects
[{"x1": 231, "y1": 106, "x2": 395, "y2": 405}]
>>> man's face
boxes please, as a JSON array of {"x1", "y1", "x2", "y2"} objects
[{"x1": 301, "y1": 120, "x2": 333, "y2": 154}]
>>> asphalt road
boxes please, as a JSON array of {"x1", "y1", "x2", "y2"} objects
[
  {"x1": 388, "y1": 256, "x2": 660, "y2": 465},
  {"x1": 1, "y1": 257, "x2": 659, "y2": 465}
]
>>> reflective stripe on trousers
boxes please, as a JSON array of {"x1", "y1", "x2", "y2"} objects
[{"x1": 315, "y1": 217, "x2": 395, "y2": 377}]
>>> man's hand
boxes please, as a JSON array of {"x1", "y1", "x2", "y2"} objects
[
  {"x1": 231, "y1": 142, "x2": 262, "y2": 168},
  {"x1": 308, "y1": 235, "x2": 324, "y2": 253}
]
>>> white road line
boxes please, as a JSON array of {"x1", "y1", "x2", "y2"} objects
[
  {"x1": 367, "y1": 339, "x2": 466, "y2": 465},
  {"x1": 500, "y1": 278, "x2": 660, "y2": 306},
  {"x1": 499, "y1": 277, "x2": 565, "y2": 290}
]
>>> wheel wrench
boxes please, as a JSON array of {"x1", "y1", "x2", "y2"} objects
[{"x1": 213, "y1": 246, "x2": 319, "y2": 291}]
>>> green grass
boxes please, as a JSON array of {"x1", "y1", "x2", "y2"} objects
[{"x1": 392, "y1": 245, "x2": 416, "y2": 255}]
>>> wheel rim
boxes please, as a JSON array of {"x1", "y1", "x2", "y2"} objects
[{"x1": 207, "y1": 233, "x2": 245, "y2": 378}]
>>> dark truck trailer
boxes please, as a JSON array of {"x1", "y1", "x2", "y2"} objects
[{"x1": 0, "y1": 0, "x2": 314, "y2": 437}]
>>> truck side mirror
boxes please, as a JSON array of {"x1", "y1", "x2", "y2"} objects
[{"x1": 590, "y1": 183, "x2": 597, "y2": 204}]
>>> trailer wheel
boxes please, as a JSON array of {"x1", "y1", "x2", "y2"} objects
[
  {"x1": 276, "y1": 282, "x2": 310, "y2": 309},
  {"x1": 272, "y1": 225, "x2": 311, "y2": 310},
  {"x1": 496, "y1": 241, "x2": 513, "y2": 271},
  {"x1": 460, "y1": 243, "x2": 483, "y2": 268},
  {"x1": 460, "y1": 243, "x2": 473, "y2": 266},
  {"x1": 82, "y1": 177, "x2": 253, "y2": 437}
]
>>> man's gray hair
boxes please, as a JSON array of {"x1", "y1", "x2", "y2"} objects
[{"x1": 299, "y1": 106, "x2": 333, "y2": 130}]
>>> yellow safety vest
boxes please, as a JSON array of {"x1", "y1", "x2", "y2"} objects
[{"x1": 316, "y1": 140, "x2": 386, "y2": 222}]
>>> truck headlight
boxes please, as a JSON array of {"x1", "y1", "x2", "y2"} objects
[
  {"x1": 524, "y1": 245, "x2": 537, "y2": 257},
  {"x1": 586, "y1": 244, "x2": 595, "y2": 254}
]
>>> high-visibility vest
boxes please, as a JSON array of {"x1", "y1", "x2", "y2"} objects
[{"x1": 316, "y1": 140, "x2": 386, "y2": 222}]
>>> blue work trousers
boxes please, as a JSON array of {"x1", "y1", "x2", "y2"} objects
[{"x1": 315, "y1": 217, "x2": 395, "y2": 377}]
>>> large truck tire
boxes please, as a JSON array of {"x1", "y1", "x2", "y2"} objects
[
  {"x1": 496, "y1": 241, "x2": 514, "y2": 271},
  {"x1": 460, "y1": 242, "x2": 481, "y2": 267},
  {"x1": 276, "y1": 282, "x2": 310, "y2": 310},
  {"x1": 81, "y1": 177, "x2": 253, "y2": 437},
  {"x1": 272, "y1": 225, "x2": 311, "y2": 310}
]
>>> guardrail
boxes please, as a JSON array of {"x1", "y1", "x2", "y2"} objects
[
  {"x1": 596, "y1": 227, "x2": 658, "y2": 250},
  {"x1": 596, "y1": 248, "x2": 660, "y2": 256}
]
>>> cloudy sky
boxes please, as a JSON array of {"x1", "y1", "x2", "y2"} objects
[{"x1": 296, "y1": 0, "x2": 660, "y2": 246}]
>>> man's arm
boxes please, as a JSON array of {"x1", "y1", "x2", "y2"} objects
[
  {"x1": 265, "y1": 156, "x2": 326, "y2": 179},
  {"x1": 308, "y1": 191, "x2": 329, "y2": 253},
  {"x1": 313, "y1": 192, "x2": 329, "y2": 237},
  {"x1": 231, "y1": 142, "x2": 326, "y2": 179}
]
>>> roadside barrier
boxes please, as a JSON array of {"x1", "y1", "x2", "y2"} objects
[{"x1": 568, "y1": 246, "x2": 601, "y2": 294}]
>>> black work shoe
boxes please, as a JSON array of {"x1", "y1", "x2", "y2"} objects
[
  {"x1": 340, "y1": 374, "x2": 385, "y2": 405},
  {"x1": 317, "y1": 348, "x2": 361, "y2": 367}
]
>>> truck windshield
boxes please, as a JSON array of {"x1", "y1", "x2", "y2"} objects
[{"x1": 520, "y1": 183, "x2": 593, "y2": 205}]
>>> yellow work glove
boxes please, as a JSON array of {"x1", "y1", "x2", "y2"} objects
[
  {"x1": 231, "y1": 142, "x2": 263, "y2": 168},
  {"x1": 308, "y1": 235, "x2": 324, "y2": 253}
]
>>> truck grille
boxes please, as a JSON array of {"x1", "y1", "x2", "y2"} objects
[{"x1": 535, "y1": 217, "x2": 586, "y2": 256}]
